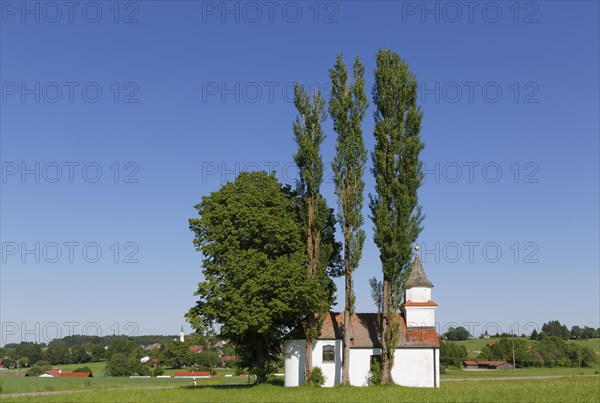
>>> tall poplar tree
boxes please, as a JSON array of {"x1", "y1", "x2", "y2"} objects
[
  {"x1": 369, "y1": 48, "x2": 425, "y2": 384},
  {"x1": 329, "y1": 54, "x2": 368, "y2": 385},
  {"x1": 292, "y1": 83, "x2": 330, "y2": 383}
]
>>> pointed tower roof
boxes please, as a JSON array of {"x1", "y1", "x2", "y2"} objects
[
  {"x1": 405, "y1": 248, "x2": 433, "y2": 288},
  {"x1": 180, "y1": 326, "x2": 184, "y2": 332}
]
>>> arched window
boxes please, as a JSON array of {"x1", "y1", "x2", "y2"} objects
[{"x1": 322, "y1": 345, "x2": 335, "y2": 362}]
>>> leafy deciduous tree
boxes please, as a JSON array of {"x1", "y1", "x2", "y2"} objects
[
  {"x1": 159, "y1": 340, "x2": 193, "y2": 368},
  {"x1": 444, "y1": 327, "x2": 470, "y2": 341},
  {"x1": 439, "y1": 339, "x2": 467, "y2": 368},
  {"x1": 542, "y1": 320, "x2": 570, "y2": 340},
  {"x1": 186, "y1": 171, "x2": 325, "y2": 383}
]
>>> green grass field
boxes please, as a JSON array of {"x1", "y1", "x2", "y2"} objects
[
  {"x1": 442, "y1": 367, "x2": 599, "y2": 378},
  {"x1": 1, "y1": 376, "x2": 598, "y2": 402},
  {"x1": 0, "y1": 369, "x2": 248, "y2": 394},
  {"x1": 0, "y1": 362, "x2": 238, "y2": 378}
]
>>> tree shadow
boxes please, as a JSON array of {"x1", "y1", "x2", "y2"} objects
[
  {"x1": 180, "y1": 384, "x2": 253, "y2": 390},
  {"x1": 179, "y1": 377, "x2": 284, "y2": 390}
]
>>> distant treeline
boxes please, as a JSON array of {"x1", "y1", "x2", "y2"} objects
[
  {"x1": 440, "y1": 335, "x2": 599, "y2": 369},
  {"x1": 3, "y1": 334, "x2": 178, "y2": 350},
  {"x1": 0, "y1": 335, "x2": 178, "y2": 368},
  {"x1": 442, "y1": 320, "x2": 599, "y2": 341}
]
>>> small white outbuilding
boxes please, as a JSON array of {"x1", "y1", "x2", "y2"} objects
[{"x1": 284, "y1": 253, "x2": 440, "y2": 387}]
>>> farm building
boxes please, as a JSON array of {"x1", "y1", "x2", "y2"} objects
[
  {"x1": 38, "y1": 369, "x2": 92, "y2": 378},
  {"x1": 189, "y1": 345, "x2": 203, "y2": 353},
  {"x1": 477, "y1": 361, "x2": 513, "y2": 369},
  {"x1": 173, "y1": 371, "x2": 211, "y2": 379},
  {"x1": 284, "y1": 253, "x2": 440, "y2": 387},
  {"x1": 462, "y1": 360, "x2": 514, "y2": 370}
]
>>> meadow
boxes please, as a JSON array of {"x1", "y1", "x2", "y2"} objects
[
  {"x1": 1, "y1": 376, "x2": 598, "y2": 402},
  {"x1": 0, "y1": 368, "x2": 245, "y2": 394},
  {"x1": 2, "y1": 339, "x2": 598, "y2": 401}
]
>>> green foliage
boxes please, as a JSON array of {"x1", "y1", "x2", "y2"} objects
[
  {"x1": 105, "y1": 353, "x2": 133, "y2": 377},
  {"x1": 570, "y1": 326, "x2": 583, "y2": 339},
  {"x1": 15, "y1": 342, "x2": 43, "y2": 365},
  {"x1": 308, "y1": 366, "x2": 325, "y2": 386},
  {"x1": 444, "y1": 327, "x2": 471, "y2": 341},
  {"x1": 88, "y1": 343, "x2": 106, "y2": 362},
  {"x1": 43, "y1": 343, "x2": 71, "y2": 365},
  {"x1": 368, "y1": 359, "x2": 382, "y2": 385},
  {"x1": 370, "y1": 47, "x2": 424, "y2": 298},
  {"x1": 136, "y1": 364, "x2": 151, "y2": 376},
  {"x1": 329, "y1": 54, "x2": 368, "y2": 385},
  {"x1": 105, "y1": 337, "x2": 143, "y2": 360},
  {"x1": 221, "y1": 344, "x2": 236, "y2": 356},
  {"x1": 477, "y1": 336, "x2": 598, "y2": 368},
  {"x1": 73, "y1": 366, "x2": 93, "y2": 374},
  {"x1": 193, "y1": 350, "x2": 221, "y2": 368},
  {"x1": 479, "y1": 338, "x2": 530, "y2": 367},
  {"x1": 70, "y1": 344, "x2": 91, "y2": 364},
  {"x1": 439, "y1": 339, "x2": 468, "y2": 368},
  {"x1": 369, "y1": 277, "x2": 383, "y2": 315},
  {"x1": 541, "y1": 320, "x2": 570, "y2": 340},
  {"x1": 152, "y1": 366, "x2": 164, "y2": 377},
  {"x1": 1, "y1": 358, "x2": 16, "y2": 368},
  {"x1": 530, "y1": 329, "x2": 539, "y2": 340},
  {"x1": 187, "y1": 171, "x2": 329, "y2": 383},
  {"x1": 566, "y1": 343, "x2": 598, "y2": 367},
  {"x1": 292, "y1": 83, "x2": 340, "y2": 369},
  {"x1": 52, "y1": 335, "x2": 103, "y2": 348},
  {"x1": 329, "y1": 54, "x2": 368, "y2": 284},
  {"x1": 159, "y1": 341, "x2": 193, "y2": 368},
  {"x1": 26, "y1": 361, "x2": 51, "y2": 376},
  {"x1": 369, "y1": 48, "x2": 425, "y2": 383},
  {"x1": 581, "y1": 326, "x2": 599, "y2": 339},
  {"x1": 292, "y1": 83, "x2": 326, "y2": 198}
]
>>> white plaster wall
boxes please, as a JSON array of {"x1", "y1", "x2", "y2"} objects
[
  {"x1": 284, "y1": 339, "x2": 342, "y2": 387},
  {"x1": 349, "y1": 348, "x2": 381, "y2": 386},
  {"x1": 285, "y1": 341, "x2": 440, "y2": 388},
  {"x1": 405, "y1": 307, "x2": 435, "y2": 327},
  {"x1": 392, "y1": 348, "x2": 439, "y2": 387},
  {"x1": 312, "y1": 339, "x2": 342, "y2": 387},
  {"x1": 284, "y1": 339, "x2": 305, "y2": 387},
  {"x1": 406, "y1": 287, "x2": 431, "y2": 302}
]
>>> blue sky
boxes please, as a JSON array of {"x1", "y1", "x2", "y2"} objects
[{"x1": 1, "y1": 1, "x2": 598, "y2": 345}]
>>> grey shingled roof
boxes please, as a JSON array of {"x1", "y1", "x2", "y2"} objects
[{"x1": 405, "y1": 254, "x2": 433, "y2": 288}]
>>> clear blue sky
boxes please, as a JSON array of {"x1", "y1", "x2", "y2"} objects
[{"x1": 1, "y1": 1, "x2": 598, "y2": 345}]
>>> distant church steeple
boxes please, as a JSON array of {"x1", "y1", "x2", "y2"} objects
[{"x1": 180, "y1": 326, "x2": 185, "y2": 342}]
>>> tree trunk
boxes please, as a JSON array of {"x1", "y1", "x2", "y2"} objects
[
  {"x1": 304, "y1": 194, "x2": 322, "y2": 384},
  {"x1": 380, "y1": 277, "x2": 393, "y2": 384},
  {"x1": 255, "y1": 343, "x2": 266, "y2": 384},
  {"x1": 304, "y1": 195, "x2": 315, "y2": 384},
  {"x1": 307, "y1": 197, "x2": 315, "y2": 275},
  {"x1": 305, "y1": 337, "x2": 313, "y2": 383},
  {"x1": 341, "y1": 229, "x2": 351, "y2": 384}
]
